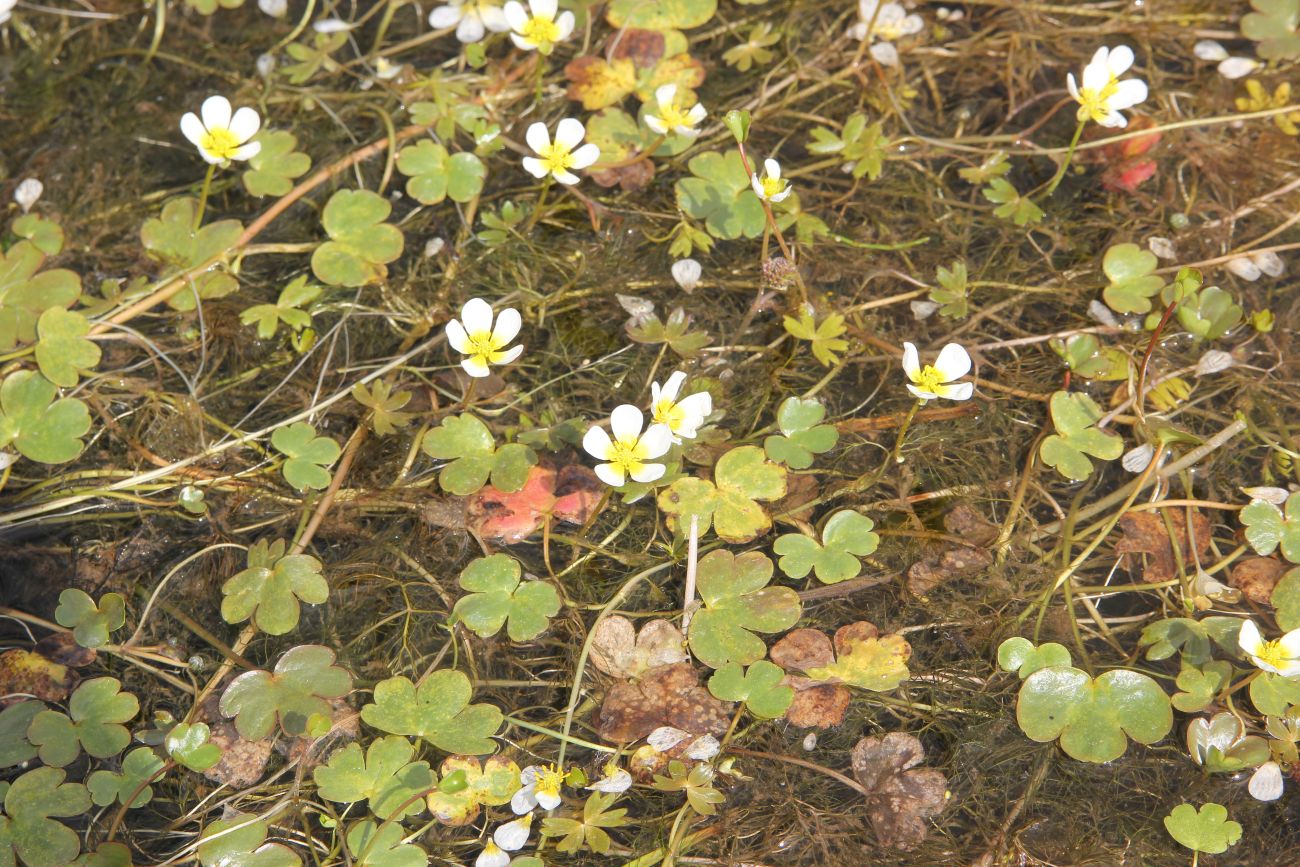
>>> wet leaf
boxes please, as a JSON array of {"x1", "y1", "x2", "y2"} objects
[
  {"x1": 1177, "y1": 285, "x2": 1242, "y2": 341},
  {"x1": 1227, "y1": 556, "x2": 1288, "y2": 604},
  {"x1": 242, "y1": 130, "x2": 312, "y2": 197},
  {"x1": 1241, "y1": 492, "x2": 1300, "y2": 562},
  {"x1": 763, "y1": 396, "x2": 838, "y2": 469},
  {"x1": 584, "y1": 108, "x2": 657, "y2": 191},
  {"x1": 1038, "y1": 391, "x2": 1124, "y2": 481},
  {"x1": 540, "y1": 790, "x2": 628, "y2": 854},
  {"x1": 706, "y1": 661, "x2": 792, "y2": 718},
  {"x1": 271, "y1": 422, "x2": 340, "y2": 491},
  {"x1": 652, "y1": 761, "x2": 724, "y2": 816},
  {"x1": 0, "y1": 768, "x2": 92, "y2": 867},
  {"x1": 1015, "y1": 666, "x2": 1172, "y2": 763},
  {"x1": 11, "y1": 215, "x2": 64, "y2": 257},
  {"x1": 1271, "y1": 567, "x2": 1300, "y2": 631},
  {"x1": 808, "y1": 633, "x2": 910, "y2": 692},
  {"x1": 722, "y1": 21, "x2": 780, "y2": 71},
  {"x1": 982, "y1": 178, "x2": 1043, "y2": 226},
  {"x1": 927, "y1": 260, "x2": 969, "y2": 319},
  {"x1": 0, "y1": 239, "x2": 81, "y2": 350},
  {"x1": 219, "y1": 645, "x2": 352, "y2": 739},
  {"x1": 675, "y1": 151, "x2": 766, "y2": 240},
  {"x1": 79, "y1": 842, "x2": 132, "y2": 867},
  {"x1": 282, "y1": 31, "x2": 346, "y2": 84},
  {"x1": 452, "y1": 553, "x2": 561, "y2": 641},
  {"x1": 595, "y1": 662, "x2": 731, "y2": 743},
  {"x1": 687, "y1": 549, "x2": 801, "y2": 668},
  {"x1": 606, "y1": 0, "x2": 717, "y2": 32},
  {"x1": 1185, "y1": 711, "x2": 1269, "y2": 771},
  {"x1": 564, "y1": 56, "x2": 637, "y2": 110},
  {"x1": 1248, "y1": 669, "x2": 1300, "y2": 716},
  {"x1": 0, "y1": 370, "x2": 92, "y2": 465},
  {"x1": 360, "y1": 671, "x2": 502, "y2": 755},
  {"x1": 851, "y1": 733, "x2": 947, "y2": 851},
  {"x1": 351, "y1": 381, "x2": 414, "y2": 437},
  {"x1": 658, "y1": 446, "x2": 787, "y2": 543},
  {"x1": 53, "y1": 589, "x2": 125, "y2": 650},
  {"x1": 589, "y1": 616, "x2": 687, "y2": 679},
  {"x1": 27, "y1": 678, "x2": 139, "y2": 766},
  {"x1": 240, "y1": 275, "x2": 320, "y2": 340},
  {"x1": 87, "y1": 747, "x2": 164, "y2": 808},
  {"x1": 996, "y1": 637, "x2": 1072, "y2": 679},
  {"x1": 1114, "y1": 510, "x2": 1212, "y2": 584},
  {"x1": 197, "y1": 813, "x2": 301, "y2": 867},
  {"x1": 425, "y1": 755, "x2": 519, "y2": 825},
  {"x1": 1242, "y1": 0, "x2": 1300, "y2": 61},
  {"x1": 344, "y1": 820, "x2": 426, "y2": 867},
  {"x1": 164, "y1": 722, "x2": 222, "y2": 772},
  {"x1": 422, "y1": 414, "x2": 536, "y2": 496},
  {"x1": 1163, "y1": 802, "x2": 1241, "y2": 855},
  {"x1": 396, "y1": 141, "x2": 485, "y2": 205},
  {"x1": 626, "y1": 307, "x2": 710, "y2": 358},
  {"x1": 1138, "y1": 616, "x2": 1241, "y2": 664},
  {"x1": 314, "y1": 736, "x2": 434, "y2": 820},
  {"x1": 221, "y1": 538, "x2": 328, "y2": 636},
  {"x1": 782, "y1": 309, "x2": 849, "y2": 367},
  {"x1": 140, "y1": 198, "x2": 242, "y2": 311},
  {"x1": 0, "y1": 650, "x2": 73, "y2": 705},
  {"x1": 311, "y1": 190, "x2": 404, "y2": 287},
  {"x1": 807, "y1": 112, "x2": 887, "y2": 180},
  {"x1": 774, "y1": 510, "x2": 878, "y2": 584},
  {"x1": 1050, "y1": 333, "x2": 1128, "y2": 380},
  {"x1": 0, "y1": 702, "x2": 43, "y2": 769},
  {"x1": 1101, "y1": 242, "x2": 1163, "y2": 314},
  {"x1": 34, "y1": 308, "x2": 99, "y2": 388}
]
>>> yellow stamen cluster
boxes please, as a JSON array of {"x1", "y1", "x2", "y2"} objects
[
  {"x1": 536, "y1": 143, "x2": 574, "y2": 175},
  {"x1": 1076, "y1": 77, "x2": 1120, "y2": 124},
  {"x1": 759, "y1": 176, "x2": 787, "y2": 199},
  {"x1": 1255, "y1": 639, "x2": 1290, "y2": 672},
  {"x1": 201, "y1": 127, "x2": 241, "y2": 161},
  {"x1": 913, "y1": 364, "x2": 946, "y2": 394},
  {"x1": 521, "y1": 15, "x2": 559, "y2": 45},
  {"x1": 652, "y1": 398, "x2": 685, "y2": 431}
]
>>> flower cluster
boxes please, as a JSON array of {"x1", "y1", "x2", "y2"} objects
[{"x1": 583, "y1": 372, "x2": 711, "y2": 487}]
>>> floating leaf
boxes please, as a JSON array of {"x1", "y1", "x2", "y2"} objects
[
  {"x1": 1241, "y1": 492, "x2": 1300, "y2": 563},
  {"x1": 626, "y1": 307, "x2": 711, "y2": 358},
  {"x1": 164, "y1": 722, "x2": 222, "y2": 772},
  {"x1": 1038, "y1": 391, "x2": 1124, "y2": 481},
  {"x1": 982, "y1": 178, "x2": 1043, "y2": 226},
  {"x1": 351, "y1": 381, "x2": 414, "y2": 437},
  {"x1": 452, "y1": 554, "x2": 561, "y2": 642},
  {"x1": 0, "y1": 702, "x2": 42, "y2": 769},
  {"x1": 808, "y1": 633, "x2": 910, "y2": 692},
  {"x1": 239, "y1": 275, "x2": 320, "y2": 340},
  {"x1": 27, "y1": 678, "x2": 139, "y2": 767},
  {"x1": 360, "y1": 671, "x2": 502, "y2": 755},
  {"x1": 782, "y1": 309, "x2": 849, "y2": 367},
  {"x1": 851, "y1": 733, "x2": 948, "y2": 852},
  {"x1": 1248, "y1": 669, "x2": 1300, "y2": 716},
  {"x1": 271, "y1": 422, "x2": 341, "y2": 491},
  {"x1": 1049, "y1": 333, "x2": 1128, "y2": 380},
  {"x1": 722, "y1": 21, "x2": 780, "y2": 71},
  {"x1": 658, "y1": 446, "x2": 787, "y2": 543},
  {"x1": 1101, "y1": 243, "x2": 1163, "y2": 314},
  {"x1": 314, "y1": 736, "x2": 435, "y2": 820},
  {"x1": 242, "y1": 130, "x2": 312, "y2": 197},
  {"x1": 53, "y1": 589, "x2": 125, "y2": 650},
  {"x1": 34, "y1": 308, "x2": 99, "y2": 388},
  {"x1": 996, "y1": 637, "x2": 1072, "y2": 679},
  {"x1": 197, "y1": 813, "x2": 301, "y2": 867},
  {"x1": 1015, "y1": 666, "x2": 1172, "y2": 762},
  {"x1": 421, "y1": 414, "x2": 536, "y2": 496},
  {"x1": 928, "y1": 260, "x2": 969, "y2": 319},
  {"x1": 0, "y1": 371, "x2": 91, "y2": 465},
  {"x1": 1177, "y1": 285, "x2": 1242, "y2": 342},
  {"x1": 311, "y1": 190, "x2": 405, "y2": 287},
  {"x1": 0, "y1": 239, "x2": 80, "y2": 350},
  {"x1": 425, "y1": 755, "x2": 520, "y2": 825},
  {"x1": 0, "y1": 767, "x2": 92, "y2": 867},
  {"x1": 1163, "y1": 803, "x2": 1242, "y2": 855},
  {"x1": 706, "y1": 661, "x2": 792, "y2": 719},
  {"x1": 87, "y1": 747, "x2": 164, "y2": 808},
  {"x1": 282, "y1": 31, "x2": 346, "y2": 84},
  {"x1": 774, "y1": 510, "x2": 878, "y2": 584},
  {"x1": 1185, "y1": 711, "x2": 1269, "y2": 771},
  {"x1": 140, "y1": 198, "x2": 242, "y2": 312},
  {"x1": 687, "y1": 549, "x2": 801, "y2": 668},
  {"x1": 220, "y1": 538, "x2": 328, "y2": 635},
  {"x1": 651, "y1": 761, "x2": 724, "y2": 816},
  {"x1": 396, "y1": 141, "x2": 486, "y2": 205},
  {"x1": 584, "y1": 108, "x2": 658, "y2": 191},
  {"x1": 807, "y1": 112, "x2": 888, "y2": 180},
  {"x1": 675, "y1": 151, "x2": 766, "y2": 240},
  {"x1": 1272, "y1": 567, "x2": 1300, "y2": 631},
  {"x1": 345, "y1": 820, "x2": 426, "y2": 867},
  {"x1": 1242, "y1": 0, "x2": 1300, "y2": 61},
  {"x1": 763, "y1": 396, "x2": 838, "y2": 469},
  {"x1": 606, "y1": 0, "x2": 717, "y2": 32},
  {"x1": 1137, "y1": 616, "x2": 1241, "y2": 664},
  {"x1": 958, "y1": 150, "x2": 1011, "y2": 185},
  {"x1": 219, "y1": 645, "x2": 352, "y2": 739},
  {"x1": 11, "y1": 215, "x2": 64, "y2": 257}
]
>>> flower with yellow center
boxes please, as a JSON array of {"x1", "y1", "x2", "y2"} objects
[
  {"x1": 582, "y1": 405, "x2": 672, "y2": 488},
  {"x1": 503, "y1": 0, "x2": 574, "y2": 55},
  {"x1": 650, "y1": 371, "x2": 712, "y2": 442},
  {"x1": 429, "y1": 0, "x2": 508, "y2": 44},
  {"x1": 511, "y1": 762, "x2": 569, "y2": 814},
  {"x1": 1067, "y1": 46, "x2": 1148, "y2": 129},
  {"x1": 180, "y1": 96, "x2": 262, "y2": 166},
  {"x1": 586, "y1": 761, "x2": 633, "y2": 794},
  {"x1": 644, "y1": 84, "x2": 707, "y2": 139},
  {"x1": 1239, "y1": 618, "x2": 1300, "y2": 677},
  {"x1": 901, "y1": 342, "x2": 973, "y2": 402},
  {"x1": 750, "y1": 158, "x2": 792, "y2": 203},
  {"x1": 521, "y1": 118, "x2": 600, "y2": 186},
  {"x1": 475, "y1": 841, "x2": 509, "y2": 867},
  {"x1": 445, "y1": 297, "x2": 524, "y2": 378}
]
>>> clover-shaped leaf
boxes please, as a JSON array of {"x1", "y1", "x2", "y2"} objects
[
  {"x1": 1138, "y1": 616, "x2": 1241, "y2": 664},
  {"x1": 1049, "y1": 333, "x2": 1127, "y2": 380},
  {"x1": 11, "y1": 215, "x2": 64, "y2": 257},
  {"x1": 352, "y1": 381, "x2": 414, "y2": 437},
  {"x1": 452, "y1": 554, "x2": 561, "y2": 641},
  {"x1": 27, "y1": 677, "x2": 139, "y2": 767},
  {"x1": 360, "y1": 671, "x2": 502, "y2": 755},
  {"x1": 1164, "y1": 803, "x2": 1242, "y2": 855},
  {"x1": 658, "y1": 446, "x2": 787, "y2": 543},
  {"x1": 140, "y1": 198, "x2": 242, "y2": 312},
  {"x1": 763, "y1": 396, "x2": 838, "y2": 469},
  {"x1": 396, "y1": 141, "x2": 486, "y2": 205},
  {"x1": 0, "y1": 239, "x2": 81, "y2": 351},
  {"x1": 782, "y1": 309, "x2": 849, "y2": 367},
  {"x1": 0, "y1": 702, "x2": 42, "y2": 769},
  {"x1": 1271, "y1": 567, "x2": 1300, "y2": 631},
  {"x1": 221, "y1": 538, "x2": 329, "y2": 635},
  {"x1": 79, "y1": 842, "x2": 132, "y2": 867},
  {"x1": 1177, "y1": 285, "x2": 1242, "y2": 342},
  {"x1": 1038, "y1": 391, "x2": 1123, "y2": 481},
  {"x1": 0, "y1": 767, "x2": 91, "y2": 867},
  {"x1": 982, "y1": 178, "x2": 1043, "y2": 226},
  {"x1": 197, "y1": 813, "x2": 301, "y2": 867},
  {"x1": 1016, "y1": 666, "x2": 1172, "y2": 762},
  {"x1": 1101, "y1": 243, "x2": 1164, "y2": 314},
  {"x1": 0, "y1": 370, "x2": 92, "y2": 465},
  {"x1": 87, "y1": 747, "x2": 164, "y2": 808},
  {"x1": 421, "y1": 414, "x2": 535, "y2": 496},
  {"x1": 675, "y1": 151, "x2": 766, "y2": 240},
  {"x1": 219, "y1": 645, "x2": 352, "y2": 739},
  {"x1": 707, "y1": 661, "x2": 793, "y2": 719},
  {"x1": 345, "y1": 820, "x2": 426, "y2": 867},
  {"x1": 808, "y1": 632, "x2": 911, "y2": 692},
  {"x1": 1243, "y1": 0, "x2": 1300, "y2": 60},
  {"x1": 425, "y1": 755, "x2": 520, "y2": 825},
  {"x1": 314, "y1": 736, "x2": 435, "y2": 820},
  {"x1": 164, "y1": 722, "x2": 222, "y2": 772},
  {"x1": 996, "y1": 637, "x2": 1072, "y2": 679},
  {"x1": 240, "y1": 275, "x2": 320, "y2": 340},
  {"x1": 774, "y1": 510, "x2": 878, "y2": 584},
  {"x1": 687, "y1": 549, "x2": 801, "y2": 668},
  {"x1": 311, "y1": 190, "x2": 405, "y2": 287},
  {"x1": 271, "y1": 422, "x2": 341, "y2": 491},
  {"x1": 1248, "y1": 669, "x2": 1300, "y2": 716},
  {"x1": 242, "y1": 130, "x2": 312, "y2": 198},
  {"x1": 53, "y1": 589, "x2": 125, "y2": 650},
  {"x1": 34, "y1": 308, "x2": 99, "y2": 388},
  {"x1": 1171, "y1": 661, "x2": 1232, "y2": 713},
  {"x1": 626, "y1": 307, "x2": 710, "y2": 358},
  {"x1": 1241, "y1": 493, "x2": 1300, "y2": 563},
  {"x1": 807, "y1": 112, "x2": 888, "y2": 180},
  {"x1": 282, "y1": 31, "x2": 346, "y2": 84}
]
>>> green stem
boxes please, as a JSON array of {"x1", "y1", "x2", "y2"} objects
[
  {"x1": 193, "y1": 162, "x2": 217, "y2": 231},
  {"x1": 525, "y1": 176, "x2": 553, "y2": 232},
  {"x1": 891, "y1": 399, "x2": 923, "y2": 464},
  {"x1": 1043, "y1": 120, "x2": 1085, "y2": 197}
]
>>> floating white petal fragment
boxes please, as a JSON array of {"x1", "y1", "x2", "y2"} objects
[
  {"x1": 13, "y1": 178, "x2": 42, "y2": 213},
  {"x1": 910, "y1": 299, "x2": 940, "y2": 320},
  {"x1": 672, "y1": 258, "x2": 702, "y2": 293},
  {"x1": 1121, "y1": 443, "x2": 1155, "y2": 473},
  {"x1": 1249, "y1": 761, "x2": 1284, "y2": 802},
  {"x1": 1218, "y1": 57, "x2": 1261, "y2": 80},
  {"x1": 1193, "y1": 40, "x2": 1228, "y2": 62},
  {"x1": 1147, "y1": 236, "x2": 1176, "y2": 260},
  {"x1": 1242, "y1": 486, "x2": 1290, "y2": 505},
  {"x1": 1195, "y1": 349, "x2": 1234, "y2": 376}
]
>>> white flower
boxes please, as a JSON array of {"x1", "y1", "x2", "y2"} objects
[
  {"x1": 258, "y1": 0, "x2": 287, "y2": 17},
  {"x1": 522, "y1": 118, "x2": 600, "y2": 186},
  {"x1": 493, "y1": 813, "x2": 533, "y2": 851},
  {"x1": 1249, "y1": 761, "x2": 1285, "y2": 801},
  {"x1": 180, "y1": 96, "x2": 262, "y2": 166},
  {"x1": 475, "y1": 841, "x2": 510, "y2": 867},
  {"x1": 650, "y1": 372, "x2": 711, "y2": 441},
  {"x1": 850, "y1": 1, "x2": 923, "y2": 42},
  {"x1": 511, "y1": 764, "x2": 565, "y2": 814},
  {"x1": 1193, "y1": 40, "x2": 1228, "y2": 62},
  {"x1": 750, "y1": 158, "x2": 792, "y2": 203},
  {"x1": 429, "y1": 0, "x2": 509, "y2": 44},
  {"x1": 582, "y1": 405, "x2": 672, "y2": 487},
  {"x1": 0, "y1": 0, "x2": 17, "y2": 25},
  {"x1": 586, "y1": 762, "x2": 633, "y2": 794},
  {"x1": 13, "y1": 178, "x2": 42, "y2": 214},
  {"x1": 644, "y1": 84, "x2": 707, "y2": 139},
  {"x1": 503, "y1": 0, "x2": 574, "y2": 55},
  {"x1": 1239, "y1": 618, "x2": 1300, "y2": 677},
  {"x1": 671, "y1": 259, "x2": 701, "y2": 293},
  {"x1": 1067, "y1": 46, "x2": 1149, "y2": 128},
  {"x1": 445, "y1": 297, "x2": 524, "y2": 378},
  {"x1": 1218, "y1": 57, "x2": 1261, "y2": 80},
  {"x1": 901, "y1": 342, "x2": 973, "y2": 402}
]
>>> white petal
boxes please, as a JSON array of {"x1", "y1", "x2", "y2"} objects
[
  {"x1": 936, "y1": 381, "x2": 974, "y2": 401},
  {"x1": 1109, "y1": 78, "x2": 1148, "y2": 110},
  {"x1": 1066, "y1": 73, "x2": 1080, "y2": 101},
  {"x1": 13, "y1": 178, "x2": 42, "y2": 213},
  {"x1": 1107, "y1": 45, "x2": 1135, "y2": 76},
  {"x1": 228, "y1": 106, "x2": 261, "y2": 143},
  {"x1": 554, "y1": 10, "x2": 575, "y2": 40},
  {"x1": 610, "y1": 404, "x2": 645, "y2": 441},
  {"x1": 1218, "y1": 56, "x2": 1260, "y2": 79},
  {"x1": 1226, "y1": 257, "x2": 1262, "y2": 281},
  {"x1": 594, "y1": 462, "x2": 627, "y2": 487},
  {"x1": 200, "y1": 95, "x2": 232, "y2": 132},
  {"x1": 228, "y1": 141, "x2": 262, "y2": 162},
  {"x1": 659, "y1": 371, "x2": 686, "y2": 402},
  {"x1": 554, "y1": 117, "x2": 586, "y2": 150},
  {"x1": 509, "y1": 31, "x2": 532, "y2": 49},
  {"x1": 587, "y1": 769, "x2": 632, "y2": 793},
  {"x1": 1238, "y1": 619, "x2": 1264, "y2": 656},
  {"x1": 492, "y1": 307, "x2": 522, "y2": 346},
  {"x1": 751, "y1": 174, "x2": 764, "y2": 197},
  {"x1": 552, "y1": 169, "x2": 581, "y2": 185},
  {"x1": 676, "y1": 391, "x2": 712, "y2": 420},
  {"x1": 481, "y1": 6, "x2": 509, "y2": 31},
  {"x1": 764, "y1": 158, "x2": 781, "y2": 180},
  {"x1": 686, "y1": 103, "x2": 707, "y2": 124},
  {"x1": 647, "y1": 726, "x2": 689, "y2": 752},
  {"x1": 569, "y1": 143, "x2": 600, "y2": 170},
  {"x1": 1081, "y1": 49, "x2": 1109, "y2": 92},
  {"x1": 655, "y1": 83, "x2": 677, "y2": 109},
  {"x1": 899, "y1": 13, "x2": 923, "y2": 35},
  {"x1": 510, "y1": 787, "x2": 538, "y2": 815},
  {"x1": 493, "y1": 816, "x2": 532, "y2": 851},
  {"x1": 456, "y1": 14, "x2": 487, "y2": 42},
  {"x1": 180, "y1": 112, "x2": 207, "y2": 147},
  {"x1": 933, "y1": 342, "x2": 972, "y2": 380},
  {"x1": 1249, "y1": 762, "x2": 1284, "y2": 802},
  {"x1": 520, "y1": 766, "x2": 541, "y2": 785},
  {"x1": 630, "y1": 462, "x2": 666, "y2": 484},
  {"x1": 461, "y1": 297, "x2": 494, "y2": 334},
  {"x1": 461, "y1": 357, "x2": 491, "y2": 377},
  {"x1": 869, "y1": 41, "x2": 900, "y2": 67},
  {"x1": 1097, "y1": 110, "x2": 1128, "y2": 129},
  {"x1": 1193, "y1": 40, "x2": 1228, "y2": 62},
  {"x1": 672, "y1": 259, "x2": 701, "y2": 291},
  {"x1": 582, "y1": 424, "x2": 614, "y2": 460},
  {"x1": 521, "y1": 156, "x2": 549, "y2": 178},
  {"x1": 1252, "y1": 251, "x2": 1284, "y2": 277},
  {"x1": 525, "y1": 121, "x2": 551, "y2": 154},
  {"x1": 644, "y1": 114, "x2": 669, "y2": 135},
  {"x1": 531, "y1": 0, "x2": 557, "y2": 19},
  {"x1": 429, "y1": 5, "x2": 463, "y2": 28},
  {"x1": 445, "y1": 318, "x2": 470, "y2": 352},
  {"x1": 495, "y1": 345, "x2": 524, "y2": 366},
  {"x1": 684, "y1": 735, "x2": 720, "y2": 761},
  {"x1": 503, "y1": 0, "x2": 529, "y2": 30},
  {"x1": 638, "y1": 423, "x2": 673, "y2": 460},
  {"x1": 906, "y1": 384, "x2": 938, "y2": 401},
  {"x1": 536, "y1": 789, "x2": 562, "y2": 811},
  {"x1": 901, "y1": 342, "x2": 921, "y2": 380},
  {"x1": 1121, "y1": 443, "x2": 1155, "y2": 473},
  {"x1": 476, "y1": 842, "x2": 511, "y2": 867},
  {"x1": 1278, "y1": 628, "x2": 1300, "y2": 658}
]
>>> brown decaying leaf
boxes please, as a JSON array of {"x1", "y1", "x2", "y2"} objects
[
  {"x1": 0, "y1": 648, "x2": 76, "y2": 706},
  {"x1": 608, "y1": 28, "x2": 666, "y2": 66},
  {"x1": 851, "y1": 732, "x2": 948, "y2": 852},
  {"x1": 595, "y1": 662, "x2": 731, "y2": 744},
  {"x1": 589, "y1": 616, "x2": 687, "y2": 679},
  {"x1": 1114, "y1": 509, "x2": 1212, "y2": 583},
  {"x1": 197, "y1": 692, "x2": 271, "y2": 788},
  {"x1": 906, "y1": 503, "x2": 997, "y2": 596},
  {"x1": 591, "y1": 157, "x2": 656, "y2": 192},
  {"x1": 768, "y1": 624, "x2": 886, "y2": 729},
  {"x1": 1229, "y1": 556, "x2": 1289, "y2": 605},
  {"x1": 34, "y1": 633, "x2": 97, "y2": 668},
  {"x1": 465, "y1": 463, "x2": 603, "y2": 543}
]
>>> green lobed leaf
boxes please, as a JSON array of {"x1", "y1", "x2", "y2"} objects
[
  {"x1": 688, "y1": 549, "x2": 801, "y2": 668},
  {"x1": 313, "y1": 736, "x2": 435, "y2": 820},
  {"x1": 164, "y1": 722, "x2": 222, "y2": 772},
  {"x1": 0, "y1": 370, "x2": 92, "y2": 464},
  {"x1": 87, "y1": 747, "x2": 164, "y2": 808},
  {"x1": 218, "y1": 645, "x2": 352, "y2": 739},
  {"x1": 773, "y1": 510, "x2": 878, "y2": 584},
  {"x1": 763, "y1": 396, "x2": 838, "y2": 469},
  {"x1": 1163, "y1": 803, "x2": 1242, "y2": 855},
  {"x1": 11, "y1": 215, "x2": 64, "y2": 257},
  {"x1": 1240, "y1": 493, "x2": 1300, "y2": 563},
  {"x1": 34, "y1": 308, "x2": 99, "y2": 388},
  {"x1": 242, "y1": 131, "x2": 312, "y2": 198},
  {"x1": 1101, "y1": 243, "x2": 1164, "y2": 315},
  {"x1": 240, "y1": 275, "x2": 320, "y2": 340},
  {"x1": 421, "y1": 414, "x2": 535, "y2": 496},
  {"x1": 707, "y1": 661, "x2": 793, "y2": 718},
  {"x1": 0, "y1": 702, "x2": 43, "y2": 769},
  {"x1": 1038, "y1": 391, "x2": 1124, "y2": 481},
  {"x1": 271, "y1": 422, "x2": 341, "y2": 491},
  {"x1": 53, "y1": 589, "x2": 126, "y2": 649},
  {"x1": 658, "y1": 446, "x2": 787, "y2": 543},
  {"x1": 675, "y1": 151, "x2": 766, "y2": 240},
  {"x1": 311, "y1": 190, "x2": 405, "y2": 287},
  {"x1": 0, "y1": 239, "x2": 81, "y2": 351},
  {"x1": 27, "y1": 678, "x2": 139, "y2": 767},
  {"x1": 139, "y1": 198, "x2": 242, "y2": 312},
  {"x1": 221, "y1": 538, "x2": 329, "y2": 635},
  {"x1": 344, "y1": 820, "x2": 427, "y2": 867},
  {"x1": 1016, "y1": 666, "x2": 1172, "y2": 763},
  {"x1": 0, "y1": 767, "x2": 92, "y2": 867},
  {"x1": 452, "y1": 554, "x2": 561, "y2": 642},
  {"x1": 996, "y1": 637, "x2": 1072, "y2": 679},
  {"x1": 395, "y1": 141, "x2": 486, "y2": 205},
  {"x1": 197, "y1": 813, "x2": 301, "y2": 867},
  {"x1": 359, "y1": 671, "x2": 502, "y2": 755}
]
